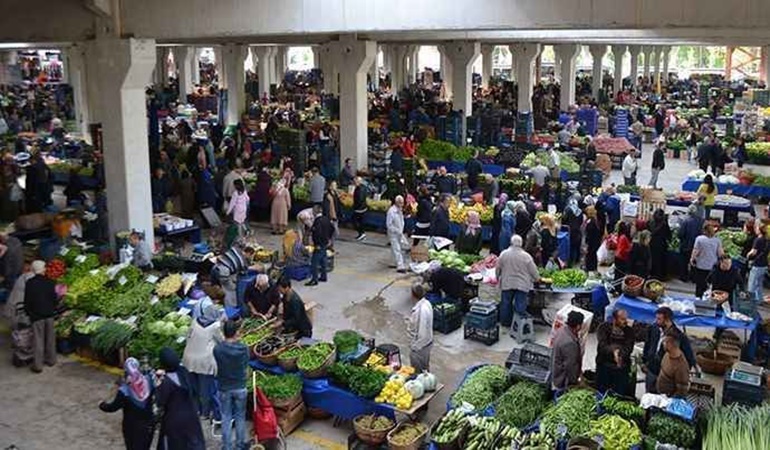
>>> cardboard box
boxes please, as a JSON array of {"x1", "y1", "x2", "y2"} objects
[{"x1": 276, "y1": 400, "x2": 306, "y2": 436}]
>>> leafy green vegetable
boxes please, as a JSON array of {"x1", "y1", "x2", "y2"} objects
[
  {"x1": 600, "y1": 395, "x2": 645, "y2": 423},
  {"x1": 495, "y1": 381, "x2": 549, "y2": 428},
  {"x1": 449, "y1": 365, "x2": 508, "y2": 411},
  {"x1": 646, "y1": 413, "x2": 697, "y2": 449},
  {"x1": 585, "y1": 414, "x2": 641, "y2": 450},
  {"x1": 703, "y1": 404, "x2": 770, "y2": 450},
  {"x1": 91, "y1": 320, "x2": 135, "y2": 356},
  {"x1": 253, "y1": 372, "x2": 302, "y2": 400},
  {"x1": 541, "y1": 389, "x2": 597, "y2": 439},
  {"x1": 551, "y1": 268, "x2": 588, "y2": 288},
  {"x1": 333, "y1": 330, "x2": 362, "y2": 354}
]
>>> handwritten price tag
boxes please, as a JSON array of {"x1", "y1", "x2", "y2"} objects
[
  {"x1": 146, "y1": 274, "x2": 159, "y2": 284},
  {"x1": 59, "y1": 248, "x2": 70, "y2": 256},
  {"x1": 118, "y1": 276, "x2": 128, "y2": 286},
  {"x1": 175, "y1": 336, "x2": 186, "y2": 344},
  {"x1": 75, "y1": 255, "x2": 87, "y2": 264},
  {"x1": 150, "y1": 296, "x2": 159, "y2": 305}
]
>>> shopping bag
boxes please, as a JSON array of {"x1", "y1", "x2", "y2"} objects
[{"x1": 252, "y1": 383, "x2": 278, "y2": 441}]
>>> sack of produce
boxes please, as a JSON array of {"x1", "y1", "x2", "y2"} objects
[
  {"x1": 643, "y1": 279, "x2": 665, "y2": 301},
  {"x1": 353, "y1": 414, "x2": 395, "y2": 445},
  {"x1": 387, "y1": 422, "x2": 427, "y2": 450},
  {"x1": 621, "y1": 275, "x2": 644, "y2": 297}
]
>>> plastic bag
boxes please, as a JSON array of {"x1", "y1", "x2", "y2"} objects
[{"x1": 597, "y1": 242, "x2": 611, "y2": 265}]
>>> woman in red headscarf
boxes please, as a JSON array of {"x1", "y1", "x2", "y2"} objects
[{"x1": 99, "y1": 357, "x2": 156, "y2": 450}]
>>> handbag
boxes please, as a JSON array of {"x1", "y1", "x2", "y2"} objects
[{"x1": 252, "y1": 381, "x2": 278, "y2": 441}]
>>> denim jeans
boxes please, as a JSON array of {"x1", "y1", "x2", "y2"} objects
[
  {"x1": 512, "y1": 290, "x2": 529, "y2": 316},
  {"x1": 220, "y1": 388, "x2": 248, "y2": 450},
  {"x1": 748, "y1": 265, "x2": 767, "y2": 302},
  {"x1": 311, "y1": 244, "x2": 328, "y2": 282},
  {"x1": 649, "y1": 168, "x2": 661, "y2": 188},
  {"x1": 500, "y1": 290, "x2": 514, "y2": 327},
  {"x1": 190, "y1": 372, "x2": 219, "y2": 419}
]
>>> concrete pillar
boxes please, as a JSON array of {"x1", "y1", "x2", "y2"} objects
[
  {"x1": 274, "y1": 46, "x2": 287, "y2": 85},
  {"x1": 222, "y1": 44, "x2": 247, "y2": 126},
  {"x1": 481, "y1": 44, "x2": 494, "y2": 88},
  {"x1": 589, "y1": 45, "x2": 606, "y2": 100},
  {"x1": 369, "y1": 45, "x2": 380, "y2": 90},
  {"x1": 213, "y1": 46, "x2": 224, "y2": 87},
  {"x1": 192, "y1": 47, "x2": 202, "y2": 86},
  {"x1": 409, "y1": 46, "x2": 420, "y2": 84},
  {"x1": 446, "y1": 42, "x2": 480, "y2": 140},
  {"x1": 661, "y1": 46, "x2": 671, "y2": 86},
  {"x1": 653, "y1": 47, "x2": 662, "y2": 90},
  {"x1": 611, "y1": 44, "x2": 627, "y2": 95},
  {"x1": 643, "y1": 46, "x2": 653, "y2": 82},
  {"x1": 91, "y1": 38, "x2": 156, "y2": 245},
  {"x1": 319, "y1": 43, "x2": 339, "y2": 95},
  {"x1": 438, "y1": 45, "x2": 453, "y2": 99},
  {"x1": 554, "y1": 44, "x2": 580, "y2": 112},
  {"x1": 252, "y1": 46, "x2": 272, "y2": 97},
  {"x1": 335, "y1": 36, "x2": 377, "y2": 171},
  {"x1": 390, "y1": 45, "x2": 408, "y2": 93},
  {"x1": 761, "y1": 46, "x2": 770, "y2": 85},
  {"x1": 154, "y1": 47, "x2": 169, "y2": 87},
  {"x1": 312, "y1": 46, "x2": 321, "y2": 70},
  {"x1": 175, "y1": 46, "x2": 194, "y2": 104},
  {"x1": 508, "y1": 44, "x2": 519, "y2": 82},
  {"x1": 63, "y1": 44, "x2": 90, "y2": 141},
  {"x1": 553, "y1": 51, "x2": 562, "y2": 83},
  {"x1": 511, "y1": 43, "x2": 541, "y2": 113},
  {"x1": 628, "y1": 45, "x2": 641, "y2": 87}
]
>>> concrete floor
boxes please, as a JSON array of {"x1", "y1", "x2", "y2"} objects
[{"x1": 1, "y1": 146, "x2": 768, "y2": 449}]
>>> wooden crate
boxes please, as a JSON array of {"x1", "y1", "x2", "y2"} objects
[{"x1": 276, "y1": 399, "x2": 306, "y2": 436}]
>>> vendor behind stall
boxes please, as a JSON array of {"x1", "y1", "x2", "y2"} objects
[
  {"x1": 428, "y1": 265, "x2": 466, "y2": 307},
  {"x1": 245, "y1": 274, "x2": 280, "y2": 318},
  {"x1": 595, "y1": 309, "x2": 634, "y2": 395},
  {"x1": 128, "y1": 230, "x2": 153, "y2": 270},
  {"x1": 707, "y1": 255, "x2": 743, "y2": 295},
  {"x1": 276, "y1": 278, "x2": 312, "y2": 338},
  {"x1": 213, "y1": 245, "x2": 257, "y2": 310}
]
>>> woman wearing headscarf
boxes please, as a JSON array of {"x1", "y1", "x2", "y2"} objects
[
  {"x1": 584, "y1": 206, "x2": 602, "y2": 273},
  {"x1": 648, "y1": 208, "x2": 671, "y2": 280},
  {"x1": 156, "y1": 348, "x2": 206, "y2": 450},
  {"x1": 562, "y1": 195, "x2": 584, "y2": 267},
  {"x1": 628, "y1": 230, "x2": 652, "y2": 279},
  {"x1": 497, "y1": 201, "x2": 517, "y2": 254},
  {"x1": 270, "y1": 180, "x2": 291, "y2": 235},
  {"x1": 181, "y1": 304, "x2": 223, "y2": 421},
  {"x1": 539, "y1": 214, "x2": 559, "y2": 268},
  {"x1": 252, "y1": 166, "x2": 272, "y2": 221},
  {"x1": 99, "y1": 358, "x2": 156, "y2": 450},
  {"x1": 455, "y1": 210, "x2": 483, "y2": 255},
  {"x1": 490, "y1": 193, "x2": 508, "y2": 256},
  {"x1": 514, "y1": 201, "x2": 532, "y2": 237},
  {"x1": 196, "y1": 167, "x2": 218, "y2": 208}
]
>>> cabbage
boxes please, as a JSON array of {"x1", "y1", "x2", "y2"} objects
[{"x1": 687, "y1": 169, "x2": 706, "y2": 180}]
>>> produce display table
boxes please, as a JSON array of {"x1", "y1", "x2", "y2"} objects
[
  {"x1": 155, "y1": 225, "x2": 202, "y2": 244},
  {"x1": 531, "y1": 285, "x2": 610, "y2": 324},
  {"x1": 630, "y1": 194, "x2": 753, "y2": 214},
  {"x1": 681, "y1": 179, "x2": 770, "y2": 198},
  {"x1": 425, "y1": 160, "x2": 505, "y2": 176},
  {"x1": 614, "y1": 294, "x2": 759, "y2": 359},
  {"x1": 249, "y1": 360, "x2": 443, "y2": 421}
]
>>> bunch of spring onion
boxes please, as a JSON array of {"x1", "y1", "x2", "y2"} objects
[{"x1": 703, "y1": 404, "x2": 770, "y2": 450}]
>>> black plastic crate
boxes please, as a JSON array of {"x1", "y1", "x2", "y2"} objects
[
  {"x1": 464, "y1": 311, "x2": 497, "y2": 330},
  {"x1": 464, "y1": 324, "x2": 499, "y2": 345},
  {"x1": 434, "y1": 311, "x2": 463, "y2": 334}
]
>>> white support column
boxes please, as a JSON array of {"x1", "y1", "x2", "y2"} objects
[
  {"x1": 554, "y1": 44, "x2": 580, "y2": 112},
  {"x1": 653, "y1": 47, "x2": 662, "y2": 89},
  {"x1": 508, "y1": 44, "x2": 519, "y2": 82},
  {"x1": 311, "y1": 46, "x2": 321, "y2": 70},
  {"x1": 390, "y1": 44, "x2": 407, "y2": 93},
  {"x1": 643, "y1": 46, "x2": 654, "y2": 83},
  {"x1": 64, "y1": 44, "x2": 90, "y2": 141},
  {"x1": 319, "y1": 43, "x2": 339, "y2": 95},
  {"x1": 438, "y1": 45, "x2": 453, "y2": 99},
  {"x1": 628, "y1": 45, "x2": 641, "y2": 88},
  {"x1": 213, "y1": 46, "x2": 224, "y2": 88},
  {"x1": 91, "y1": 38, "x2": 156, "y2": 245},
  {"x1": 553, "y1": 50, "x2": 562, "y2": 83},
  {"x1": 266, "y1": 46, "x2": 277, "y2": 88},
  {"x1": 446, "y1": 42, "x2": 480, "y2": 140},
  {"x1": 154, "y1": 47, "x2": 167, "y2": 87},
  {"x1": 223, "y1": 44, "x2": 247, "y2": 126},
  {"x1": 274, "y1": 46, "x2": 287, "y2": 85},
  {"x1": 611, "y1": 44, "x2": 627, "y2": 95},
  {"x1": 480, "y1": 44, "x2": 494, "y2": 88},
  {"x1": 253, "y1": 46, "x2": 272, "y2": 97},
  {"x1": 661, "y1": 46, "x2": 671, "y2": 86},
  {"x1": 762, "y1": 46, "x2": 770, "y2": 86},
  {"x1": 335, "y1": 36, "x2": 377, "y2": 171},
  {"x1": 512, "y1": 43, "x2": 541, "y2": 113},
  {"x1": 590, "y1": 45, "x2": 606, "y2": 100},
  {"x1": 175, "y1": 46, "x2": 194, "y2": 104},
  {"x1": 408, "y1": 46, "x2": 418, "y2": 84},
  {"x1": 369, "y1": 45, "x2": 380, "y2": 91},
  {"x1": 192, "y1": 47, "x2": 202, "y2": 86}
]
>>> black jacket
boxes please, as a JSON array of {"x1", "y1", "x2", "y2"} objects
[
  {"x1": 311, "y1": 215, "x2": 334, "y2": 248},
  {"x1": 435, "y1": 175, "x2": 455, "y2": 194},
  {"x1": 430, "y1": 206, "x2": 451, "y2": 238},
  {"x1": 707, "y1": 266, "x2": 743, "y2": 293},
  {"x1": 642, "y1": 324, "x2": 696, "y2": 376},
  {"x1": 652, "y1": 148, "x2": 665, "y2": 170},
  {"x1": 24, "y1": 275, "x2": 57, "y2": 322},
  {"x1": 465, "y1": 158, "x2": 482, "y2": 179},
  {"x1": 283, "y1": 291, "x2": 312, "y2": 338},
  {"x1": 353, "y1": 185, "x2": 368, "y2": 212},
  {"x1": 415, "y1": 195, "x2": 433, "y2": 224}
]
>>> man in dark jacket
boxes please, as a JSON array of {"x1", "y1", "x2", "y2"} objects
[
  {"x1": 306, "y1": 205, "x2": 334, "y2": 286},
  {"x1": 24, "y1": 260, "x2": 57, "y2": 373},
  {"x1": 430, "y1": 194, "x2": 452, "y2": 239},
  {"x1": 464, "y1": 150, "x2": 483, "y2": 191},
  {"x1": 213, "y1": 320, "x2": 250, "y2": 450},
  {"x1": 551, "y1": 311, "x2": 584, "y2": 390},
  {"x1": 0, "y1": 232, "x2": 24, "y2": 289},
  {"x1": 434, "y1": 167, "x2": 456, "y2": 195},
  {"x1": 278, "y1": 278, "x2": 312, "y2": 338},
  {"x1": 642, "y1": 306, "x2": 697, "y2": 393},
  {"x1": 650, "y1": 142, "x2": 665, "y2": 188},
  {"x1": 352, "y1": 177, "x2": 368, "y2": 241},
  {"x1": 678, "y1": 205, "x2": 704, "y2": 281}
]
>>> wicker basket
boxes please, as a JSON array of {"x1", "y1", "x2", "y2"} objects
[
  {"x1": 643, "y1": 279, "x2": 665, "y2": 301},
  {"x1": 353, "y1": 415, "x2": 396, "y2": 446},
  {"x1": 270, "y1": 392, "x2": 302, "y2": 410},
  {"x1": 277, "y1": 346, "x2": 301, "y2": 372},
  {"x1": 254, "y1": 345, "x2": 286, "y2": 366},
  {"x1": 622, "y1": 275, "x2": 644, "y2": 297},
  {"x1": 696, "y1": 351, "x2": 735, "y2": 376},
  {"x1": 387, "y1": 423, "x2": 428, "y2": 450},
  {"x1": 299, "y1": 347, "x2": 336, "y2": 379}
]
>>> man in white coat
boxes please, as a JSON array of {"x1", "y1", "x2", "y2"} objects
[{"x1": 387, "y1": 196, "x2": 408, "y2": 273}]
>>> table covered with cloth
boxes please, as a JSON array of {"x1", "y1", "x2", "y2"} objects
[
  {"x1": 681, "y1": 179, "x2": 770, "y2": 198},
  {"x1": 249, "y1": 360, "x2": 396, "y2": 420},
  {"x1": 613, "y1": 294, "x2": 759, "y2": 359},
  {"x1": 631, "y1": 193, "x2": 753, "y2": 214}
]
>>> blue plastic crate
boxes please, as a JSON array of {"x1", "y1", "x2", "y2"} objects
[{"x1": 464, "y1": 311, "x2": 497, "y2": 330}]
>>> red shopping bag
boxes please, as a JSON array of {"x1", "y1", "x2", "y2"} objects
[{"x1": 252, "y1": 385, "x2": 278, "y2": 441}]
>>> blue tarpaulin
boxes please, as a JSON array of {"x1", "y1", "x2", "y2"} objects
[
  {"x1": 682, "y1": 179, "x2": 770, "y2": 198},
  {"x1": 426, "y1": 160, "x2": 506, "y2": 176},
  {"x1": 249, "y1": 360, "x2": 395, "y2": 420}
]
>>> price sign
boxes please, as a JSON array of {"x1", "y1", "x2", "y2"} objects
[
  {"x1": 59, "y1": 248, "x2": 70, "y2": 256},
  {"x1": 86, "y1": 315, "x2": 102, "y2": 322},
  {"x1": 75, "y1": 255, "x2": 87, "y2": 264},
  {"x1": 150, "y1": 296, "x2": 159, "y2": 305},
  {"x1": 175, "y1": 336, "x2": 186, "y2": 344},
  {"x1": 178, "y1": 307, "x2": 191, "y2": 316},
  {"x1": 125, "y1": 316, "x2": 138, "y2": 324},
  {"x1": 118, "y1": 276, "x2": 128, "y2": 286},
  {"x1": 89, "y1": 269, "x2": 99, "y2": 275},
  {"x1": 146, "y1": 274, "x2": 159, "y2": 284}
]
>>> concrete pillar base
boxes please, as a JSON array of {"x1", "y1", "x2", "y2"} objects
[
  {"x1": 611, "y1": 44, "x2": 627, "y2": 96},
  {"x1": 554, "y1": 44, "x2": 580, "y2": 112},
  {"x1": 511, "y1": 43, "x2": 541, "y2": 113},
  {"x1": 589, "y1": 45, "x2": 607, "y2": 101},
  {"x1": 446, "y1": 42, "x2": 481, "y2": 140},
  {"x1": 481, "y1": 44, "x2": 494, "y2": 89},
  {"x1": 628, "y1": 45, "x2": 641, "y2": 88},
  {"x1": 223, "y1": 44, "x2": 247, "y2": 126},
  {"x1": 175, "y1": 46, "x2": 194, "y2": 104}
]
